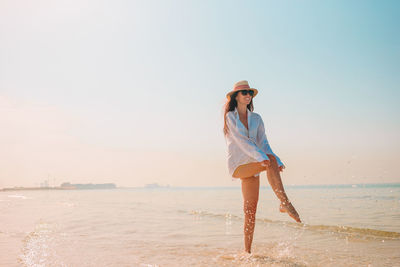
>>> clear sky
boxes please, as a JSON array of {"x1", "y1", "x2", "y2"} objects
[{"x1": 1, "y1": 0, "x2": 399, "y2": 188}]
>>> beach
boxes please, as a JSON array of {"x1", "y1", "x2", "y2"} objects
[{"x1": 1, "y1": 184, "x2": 399, "y2": 266}]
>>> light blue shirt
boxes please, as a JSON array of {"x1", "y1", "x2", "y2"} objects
[{"x1": 224, "y1": 107, "x2": 285, "y2": 178}]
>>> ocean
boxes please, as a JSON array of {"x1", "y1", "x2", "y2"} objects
[{"x1": 1, "y1": 183, "x2": 399, "y2": 267}]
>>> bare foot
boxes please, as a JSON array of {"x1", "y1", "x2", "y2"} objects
[
  {"x1": 236, "y1": 250, "x2": 252, "y2": 260},
  {"x1": 279, "y1": 201, "x2": 301, "y2": 223},
  {"x1": 232, "y1": 251, "x2": 252, "y2": 262}
]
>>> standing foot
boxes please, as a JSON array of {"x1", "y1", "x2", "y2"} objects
[
  {"x1": 279, "y1": 201, "x2": 301, "y2": 223},
  {"x1": 236, "y1": 250, "x2": 252, "y2": 260}
]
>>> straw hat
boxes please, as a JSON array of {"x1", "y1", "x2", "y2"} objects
[{"x1": 226, "y1": 80, "x2": 258, "y2": 99}]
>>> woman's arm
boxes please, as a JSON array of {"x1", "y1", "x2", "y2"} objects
[
  {"x1": 226, "y1": 113, "x2": 269, "y2": 162},
  {"x1": 257, "y1": 116, "x2": 285, "y2": 167}
]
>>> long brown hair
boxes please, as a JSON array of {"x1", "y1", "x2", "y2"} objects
[{"x1": 222, "y1": 91, "x2": 254, "y2": 136}]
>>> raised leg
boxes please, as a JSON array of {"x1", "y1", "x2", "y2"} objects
[
  {"x1": 240, "y1": 175, "x2": 260, "y2": 253},
  {"x1": 233, "y1": 161, "x2": 265, "y2": 179},
  {"x1": 265, "y1": 155, "x2": 301, "y2": 223}
]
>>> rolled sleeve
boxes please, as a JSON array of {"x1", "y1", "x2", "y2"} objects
[{"x1": 257, "y1": 117, "x2": 285, "y2": 167}]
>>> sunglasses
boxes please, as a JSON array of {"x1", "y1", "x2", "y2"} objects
[{"x1": 239, "y1": 90, "x2": 254, "y2": 96}]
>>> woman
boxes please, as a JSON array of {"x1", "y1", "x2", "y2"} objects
[{"x1": 223, "y1": 80, "x2": 301, "y2": 254}]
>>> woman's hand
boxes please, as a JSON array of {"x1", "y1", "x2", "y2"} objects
[
  {"x1": 260, "y1": 160, "x2": 270, "y2": 168},
  {"x1": 279, "y1": 165, "x2": 286, "y2": 172}
]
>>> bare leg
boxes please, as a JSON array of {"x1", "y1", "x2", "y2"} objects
[
  {"x1": 240, "y1": 175, "x2": 260, "y2": 253},
  {"x1": 265, "y1": 155, "x2": 301, "y2": 223}
]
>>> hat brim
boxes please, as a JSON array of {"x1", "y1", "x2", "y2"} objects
[{"x1": 226, "y1": 88, "x2": 258, "y2": 99}]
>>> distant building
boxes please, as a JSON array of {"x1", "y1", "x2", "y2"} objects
[
  {"x1": 40, "y1": 180, "x2": 49, "y2": 188},
  {"x1": 144, "y1": 183, "x2": 170, "y2": 188},
  {"x1": 60, "y1": 182, "x2": 116, "y2": 189}
]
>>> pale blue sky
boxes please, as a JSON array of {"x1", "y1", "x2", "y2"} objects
[{"x1": 1, "y1": 0, "x2": 399, "y2": 188}]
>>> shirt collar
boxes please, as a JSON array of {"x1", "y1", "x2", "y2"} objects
[
  {"x1": 234, "y1": 107, "x2": 252, "y2": 128},
  {"x1": 234, "y1": 106, "x2": 251, "y2": 117}
]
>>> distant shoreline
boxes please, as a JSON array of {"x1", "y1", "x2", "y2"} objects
[
  {"x1": 1, "y1": 187, "x2": 77, "y2": 192},
  {"x1": 121, "y1": 182, "x2": 400, "y2": 190},
  {"x1": 0, "y1": 187, "x2": 118, "y2": 192},
  {"x1": 1, "y1": 182, "x2": 399, "y2": 192},
  {"x1": 1, "y1": 182, "x2": 117, "y2": 192}
]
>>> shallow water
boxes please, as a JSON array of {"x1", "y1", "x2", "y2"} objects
[{"x1": 1, "y1": 184, "x2": 399, "y2": 266}]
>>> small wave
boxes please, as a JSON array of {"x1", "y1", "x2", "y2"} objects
[
  {"x1": 300, "y1": 223, "x2": 400, "y2": 239},
  {"x1": 338, "y1": 195, "x2": 398, "y2": 200},
  {"x1": 58, "y1": 201, "x2": 75, "y2": 207},
  {"x1": 217, "y1": 251, "x2": 306, "y2": 267},
  {"x1": 187, "y1": 209, "x2": 400, "y2": 240},
  {"x1": 19, "y1": 220, "x2": 66, "y2": 267},
  {"x1": 189, "y1": 209, "x2": 267, "y2": 222},
  {"x1": 7, "y1": 194, "x2": 28, "y2": 199}
]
